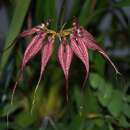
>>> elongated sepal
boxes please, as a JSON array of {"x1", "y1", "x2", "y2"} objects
[
  {"x1": 31, "y1": 36, "x2": 54, "y2": 112},
  {"x1": 58, "y1": 39, "x2": 73, "y2": 80},
  {"x1": 70, "y1": 34, "x2": 89, "y2": 79},
  {"x1": 21, "y1": 33, "x2": 45, "y2": 71}
]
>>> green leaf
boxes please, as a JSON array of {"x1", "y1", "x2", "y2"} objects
[
  {"x1": 84, "y1": 89, "x2": 101, "y2": 114},
  {"x1": 113, "y1": 0, "x2": 130, "y2": 7},
  {"x1": 0, "y1": 97, "x2": 29, "y2": 117},
  {"x1": 123, "y1": 103, "x2": 130, "y2": 118},
  {"x1": 89, "y1": 73, "x2": 105, "y2": 89},
  {"x1": 0, "y1": 0, "x2": 31, "y2": 75},
  {"x1": 69, "y1": 115, "x2": 84, "y2": 130},
  {"x1": 35, "y1": 0, "x2": 57, "y2": 28},
  {"x1": 126, "y1": 95, "x2": 130, "y2": 103},
  {"x1": 44, "y1": 0, "x2": 57, "y2": 22},
  {"x1": 94, "y1": 119, "x2": 108, "y2": 130},
  {"x1": 108, "y1": 124, "x2": 114, "y2": 130},
  {"x1": 35, "y1": 0, "x2": 45, "y2": 23},
  {"x1": 79, "y1": 0, "x2": 93, "y2": 26},
  {"x1": 70, "y1": 0, "x2": 81, "y2": 18},
  {"x1": 118, "y1": 115, "x2": 130, "y2": 128},
  {"x1": 89, "y1": 73, "x2": 114, "y2": 107},
  {"x1": 0, "y1": 102, "x2": 21, "y2": 117},
  {"x1": 15, "y1": 111, "x2": 36, "y2": 128},
  {"x1": 98, "y1": 84, "x2": 113, "y2": 107},
  {"x1": 85, "y1": 8, "x2": 105, "y2": 26},
  {"x1": 108, "y1": 90, "x2": 123, "y2": 117}
]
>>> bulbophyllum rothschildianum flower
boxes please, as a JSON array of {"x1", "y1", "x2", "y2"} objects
[
  {"x1": 69, "y1": 22, "x2": 120, "y2": 79},
  {"x1": 11, "y1": 20, "x2": 120, "y2": 105}
]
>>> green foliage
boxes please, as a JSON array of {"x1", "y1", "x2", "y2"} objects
[
  {"x1": 0, "y1": 0, "x2": 130, "y2": 130},
  {"x1": 79, "y1": 0, "x2": 93, "y2": 26},
  {"x1": 35, "y1": 0, "x2": 57, "y2": 28},
  {"x1": 90, "y1": 73, "x2": 130, "y2": 128},
  {"x1": 0, "y1": 0, "x2": 31, "y2": 75}
]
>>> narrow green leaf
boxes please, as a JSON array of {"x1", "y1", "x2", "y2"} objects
[
  {"x1": 79, "y1": 0, "x2": 93, "y2": 26},
  {"x1": 35, "y1": 0, "x2": 57, "y2": 25},
  {"x1": 86, "y1": 8, "x2": 105, "y2": 26},
  {"x1": 70, "y1": 0, "x2": 81, "y2": 18},
  {"x1": 35, "y1": 0, "x2": 45, "y2": 23},
  {"x1": 0, "y1": 0, "x2": 31, "y2": 74},
  {"x1": 40, "y1": 0, "x2": 57, "y2": 28}
]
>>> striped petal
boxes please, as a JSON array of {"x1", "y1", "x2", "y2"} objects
[
  {"x1": 22, "y1": 32, "x2": 45, "y2": 71},
  {"x1": 20, "y1": 27, "x2": 40, "y2": 37},
  {"x1": 58, "y1": 39, "x2": 73, "y2": 80},
  {"x1": 80, "y1": 29, "x2": 120, "y2": 74},
  {"x1": 70, "y1": 34, "x2": 89, "y2": 78},
  {"x1": 37, "y1": 36, "x2": 54, "y2": 84},
  {"x1": 73, "y1": 25, "x2": 120, "y2": 74},
  {"x1": 31, "y1": 36, "x2": 54, "y2": 112}
]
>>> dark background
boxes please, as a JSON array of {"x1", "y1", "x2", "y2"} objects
[{"x1": 0, "y1": 0, "x2": 130, "y2": 130}]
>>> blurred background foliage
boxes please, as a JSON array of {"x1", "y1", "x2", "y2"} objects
[{"x1": 0, "y1": 0, "x2": 130, "y2": 130}]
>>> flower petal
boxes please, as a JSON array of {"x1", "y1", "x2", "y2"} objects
[
  {"x1": 73, "y1": 25, "x2": 120, "y2": 74},
  {"x1": 41, "y1": 37, "x2": 54, "y2": 76},
  {"x1": 36, "y1": 36, "x2": 54, "y2": 85},
  {"x1": 22, "y1": 32, "x2": 45, "y2": 71},
  {"x1": 70, "y1": 34, "x2": 89, "y2": 78},
  {"x1": 20, "y1": 27, "x2": 40, "y2": 37},
  {"x1": 31, "y1": 36, "x2": 54, "y2": 112},
  {"x1": 58, "y1": 39, "x2": 73, "y2": 80},
  {"x1": 80, "y1": 30, "x2": 120, "y2": 74}
]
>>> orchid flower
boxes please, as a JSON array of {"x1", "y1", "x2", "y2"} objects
[{"x1": 10, "y1": 20, "x2": 120, "y2": 107}]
